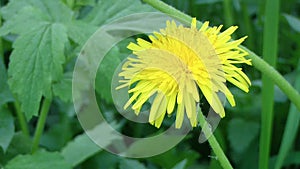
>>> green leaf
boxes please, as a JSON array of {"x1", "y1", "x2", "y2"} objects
[
  {"x1": 227, "y1": 118, "x2": 259, "y2": 153},
  {"x1": 53, "y1": 72, "x2": 72, "y2": 102},
  {"x1": 0, "y1": 59, "x2": 13, "y2": 106},
  {"x1": 0, "y1": 132, "x2": 32, "y2": 165},
  {"x1": 61, "y1": 133, "x2": 102, "y2": 167},
  {"x1": 0, "y1": 0, "x2": 73, "y2": 35},
  {"x1": 284, "y1": 14, "x2": 300, "y2": 33},
  {"x1": 119, "y1": 159, "x2": 146, "y2": 169},
  {"x1": 1, "y1": 0, "x2": 73, "y2": 22},
  {"x1": 0, "y1": 0, "x2": 73, "y2": 120},
  {"x1": 65, "y1": 21, "x2": 97, "y2": 45},
  {"x1": 84, "y1": 0, "x2": 155, "y2": 26},
  {"x1": 0, "y1": 6, "x2": 49, "y2": 36},
  {"x1": 0, "y1": 106, "x2": 14, "y2": 152},
  {"x1": 7, "y1": 23, "x2": 68, "y2": 120},
  {"x1": 5, "y1": 151, "x2": 72, "y2": 169}
]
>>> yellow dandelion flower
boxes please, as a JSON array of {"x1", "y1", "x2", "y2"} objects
[{"x1": 117, "y1": 18, "x2": 251, "y2": 129}]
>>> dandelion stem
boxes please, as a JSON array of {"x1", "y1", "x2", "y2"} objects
[
  {"x1": 243, "y1": 47, "x2": 300, "y2": 112},
  {"x1": 31, "y1": 97, "x2": 52, "y2": 153},
  {"x1": 143, "y1": 0, "x2": 197, "y2": 26},
  {"x1": 198, "y1": 111, "x2": 233, "y2": 169},
  {"x1": 143, "y1": 0, "x2": 300, "y2": 113}
]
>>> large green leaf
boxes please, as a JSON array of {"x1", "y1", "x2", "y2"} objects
[
  {"x1": 0, "y1": 106, "x2": 14, "y2": 152},
  {"x1": 0, "y1": 0, "x2": 73, "y2": 120},
  {"x1": 5, "y1": 151, "x2": 72, "y2": 169},
  {"x1": 7, "y1": 23, "x2": 68, "y2": 120},
  {"x1": 61, "y1": 133, "x2": 101, "y2": 167},
  {"x1": 65, "y1": 21, "x2": 97, "y2": 45}
]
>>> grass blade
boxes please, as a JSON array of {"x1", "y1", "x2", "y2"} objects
[
  {"x1": 259, "y1": 0, "x2": 280, "y2": 168},
  {"x1": 223, "y1": 0, "x2": 234, "y2": 27},
  {"x1": 274, "y1": 59, "x2": 300, "y2": 169}
]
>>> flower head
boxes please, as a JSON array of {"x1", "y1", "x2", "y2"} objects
[{"x1": 117, "y1": 18, "x2": 251, "y2": 128}]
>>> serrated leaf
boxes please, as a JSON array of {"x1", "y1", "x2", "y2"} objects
[
  {"x1": 84, "y1": 0, "x2": 155, "y2": 26},
  {"x1": 0, "y1": 106, "x2": 14, "y2": 152},
  {"x1": 66, "y1": 21, "x2": 97, "y2": 45},
  {"x1": 284, "y1": 14, "x2": 300, "y2": 33},
  {"x1": 0, "y1": 0, "x2": 73, "y2": 35},
  {"x1": 227, "y1": 118, "x2": 259, "y2": 153},
  {"x1": 53, "y1": 72, "x2": 72, "y2": 102},
  {"x1": 119, "y1": 159, "x2": 146, "y2": 169},
  {"x1": 0, "y1": 6, "x2": 48, "y2": 36},
  {"x1": 1, "y1": 0, "x2": 73, "y2": 120},
  {"x1": 1, "y1": 0, "x2": 73, "y2": 22},
  {"x1": 61, "y1": 133, "x2": 101, "y2": 167},
  {"x1": 0, "y1": 60, "x2": 13, "y2": 106},
  {"x1": 8, "y1": 23, "x2": 68, "y2": 120},
  {"x1": 5, "y1": 151, "x2": 72, "y2": 169}
]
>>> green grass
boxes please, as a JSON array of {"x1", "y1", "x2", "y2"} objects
[
  {"x1": 259, "y1": 0, "x2": 280, "y2": 168},
  {"x1": 275, "y1": 59, "x2": 300, "y2": 169}
]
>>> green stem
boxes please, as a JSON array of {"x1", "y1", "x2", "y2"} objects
[
  {"x1": 31, "y1": 97, "x2": 52, "y2": 153},
  {"x1": 143, "y1": 0, "x2": 300, "y2": 113},
  {"x1": 14, "y1": 100, "x2": 29, "y2": 136},
  {"x1": 198, "y1": 111, "x2": 233, "y2": 169},
  {"x1": 143, "y1": 0, "x2": 196, "y2": 26},
  {"x1": 243, "y1": 48, "x2": 300, "y2": 111}
]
